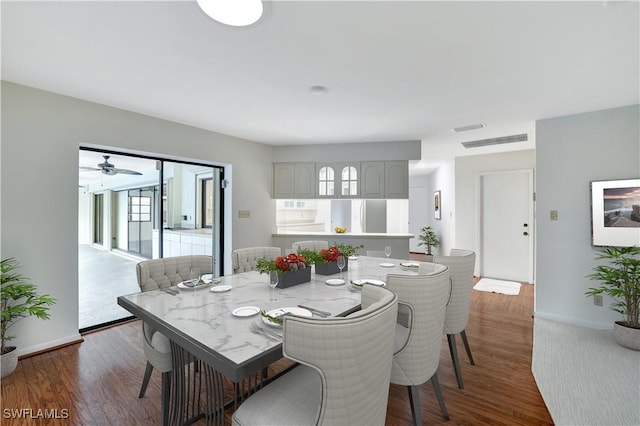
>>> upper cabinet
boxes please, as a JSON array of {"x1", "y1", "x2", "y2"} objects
[
  {"x1": 385, "y1": 161, "x2": 409, "y2": 198},
  {"x1": 273, "y1": 162, "x2": 316, "y2": 199},
  {"x1": 317, "y1": 161, "x2": 360, "y2": 198},
  {"x1": 337, "y1": 162, "x2": 360, "y2": 198},
  {"x1": 316, "y1": 162, "x2": 336, "y2": 198},
  {"x1": 274, "y1": 160, "x2": 407, "y2": 199},
  {"x1": 360, "y1": 161, "x2": 385, "y2": 198}
]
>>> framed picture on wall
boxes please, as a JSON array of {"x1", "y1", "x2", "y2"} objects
[
  {"x1": 591, "y1": 178, "x2": 640, "y2": 246},
  {"x1": 434, "y1": 190, "x2": 441, "y2": 220}
]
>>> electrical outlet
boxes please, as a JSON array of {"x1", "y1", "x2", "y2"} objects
[{"x1": 593, "y1": 295, "x2": 603, "y2": 306}]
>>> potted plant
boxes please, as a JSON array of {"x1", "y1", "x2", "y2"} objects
[
  {"x1": 417, "y1": 226, "x2": 440, "y2": 261},
  {"x1": 585, "y1": 246, "x2": 640, "y2": 351},
  {"x1": 1, "y1": 257, "x2": 57, "y2": 377}
]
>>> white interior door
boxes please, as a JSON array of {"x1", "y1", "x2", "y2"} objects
[{"x1": 478, "y1": 170, "x2": 533, "y2": 283}]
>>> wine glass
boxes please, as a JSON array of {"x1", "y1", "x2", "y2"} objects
[
  {"x1": 269, "y1": 271, "x2": 279, "y2": 301},
  {"x1": 384, "y1": 246, "x2": 392, "y2": 259},
  {"x1": 336, "y1": 255, "x2": 346, "y2": 281}
]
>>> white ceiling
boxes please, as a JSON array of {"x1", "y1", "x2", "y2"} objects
[{"x1": 3, "y1": 1, "x2": 639, "y2": 175}]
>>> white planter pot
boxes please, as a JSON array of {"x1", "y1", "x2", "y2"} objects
[
  {"x1": 613, "y1": 321, "x2": 640, "y2": 351},
  {"x1": 1, "y1": 346, "x2": 18, "y2": 378}
]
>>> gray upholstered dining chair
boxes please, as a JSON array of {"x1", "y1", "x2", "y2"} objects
[
  {"x1": 135, "y1": 255, "x2": 213, "y2": 424},
  {"x1": 232, "y1": 285, "x2": 399, "y2": 426},
  {"x1": 292, "y1": 240, "x2": 329, "y2": 253},
  {"x1": 430, "y1": 249, "x2": 476, "y2": 389},
  {"x1": 232, "y1": 247, "x2": 281, "y2": 274},
  {"x1": 387, "y1": 262, "x2": 451, "y2": 425}
]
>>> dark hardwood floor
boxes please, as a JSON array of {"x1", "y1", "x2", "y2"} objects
[{"x1": 1, "y1": 263, "x2": 553, "y2": 425}]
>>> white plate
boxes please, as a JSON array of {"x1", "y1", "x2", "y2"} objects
[
  {"x1": 379, "y1": 262, "x2": 395, "y2": 268},
  {"x1": 232, "y1": 306, "x2": 260, "y2": 317},
  {"x1": 211, "y1": 285, "x2": 232, "y2": 293},
  {"x1": 351, "y1": 279, "x2": 386, "y2": 287},
  {"x1": 262, "y1": 307, "x2": 312, "y2": 327},
  {"x1": 177, "y1": 280, "x2": 211, "y2": 290},
  {"x1": 325, "y1": 278, "x2": 345, "y2": 286}
]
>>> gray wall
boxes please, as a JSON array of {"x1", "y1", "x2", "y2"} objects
[
  {"x1": 1, "y1": 81, "x2": 274, "y2": 355},
  {"x1": 536, "y1": 105, "x2": 640, "y2": 328}
]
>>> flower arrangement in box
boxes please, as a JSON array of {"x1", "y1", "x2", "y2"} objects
[
  {"x1": 256, "y1": 253, "x2": 310, "y2": 274},
  {"x1": 299, "y1": 243, "x2": 363, "y2": 275},
  {"x1": 255, "y1": 254, "x2": 312, "y2": 288}
]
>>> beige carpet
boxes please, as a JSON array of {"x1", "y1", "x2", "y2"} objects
[
  {"x1": 533, "y1": 318, "x2": 640, "y2": 425},
  {"x1": 473, "y1": 278, "x2": 521, "y2": 295}
]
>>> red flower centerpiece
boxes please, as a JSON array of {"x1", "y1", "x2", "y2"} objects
[{"x1": 256, "y1": 254, "x2": 311, "y2": 288}]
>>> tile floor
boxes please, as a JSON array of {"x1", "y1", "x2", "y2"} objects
[{"x1": 78, "y1": 244, "x2": 142, "y2": 329}]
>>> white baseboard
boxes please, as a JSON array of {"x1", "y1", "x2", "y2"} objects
[
  {"x1": 534, "y1": 311, "x2": 613, "y2": 330},
  {"x1": 17, "y1": 333, "x2": 83, "y2": 357}
]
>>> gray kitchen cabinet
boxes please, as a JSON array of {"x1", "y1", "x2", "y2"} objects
[
  {"x1": 360, "y1": 161, "x2": 385, "y2": 198},
  {"x1": 385, "y1": 161, "x2": 409, "y2": 198},
  {"x1": 273, "y1": 162, "x2": 316, "y2": 198}
]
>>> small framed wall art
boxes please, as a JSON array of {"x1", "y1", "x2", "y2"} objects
[
  {"x1": 434, "y1": 190, "x2": 441, "y2": 220},
  {"x1": 591, "y1": 178, "x2": 640, "y2": 247}
]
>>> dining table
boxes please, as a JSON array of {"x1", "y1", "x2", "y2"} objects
[{"x1": 117, "y1": 255, "x2": 419, "y2": 425}]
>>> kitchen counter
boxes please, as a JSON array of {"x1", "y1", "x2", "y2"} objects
[{"x1": 272, "y1": 232, "x2": 414, "y2": 259}]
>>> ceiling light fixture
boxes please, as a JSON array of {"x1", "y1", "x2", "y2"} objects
[
  {"x1": 309, "y1": 85, "x2": 329, "y2": 95},
  {"x1": 197, "y1": 0, "x2": 264, "y2": 27}
]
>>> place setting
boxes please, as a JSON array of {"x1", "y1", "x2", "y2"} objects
[
  {"x1": 348, "y1": 278, "x2": 386, "y2": 291},
  {"x1": 399, "y1": 262, "x2": 420, "y2": 271}
]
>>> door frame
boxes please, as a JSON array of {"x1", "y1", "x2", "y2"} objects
[{"x1": 475, "y1": 168, "x2": 535, "y2": 284}]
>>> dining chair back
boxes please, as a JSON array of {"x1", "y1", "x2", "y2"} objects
[
  {"x1": 386, "y1": 263, "x2": 451, "y2": 425},
  {"x1": 135, "y1": 255, "x2": 213, "y2": 424},
  {"x1": 231, "y1": 285, "x2": 399, "y2": 426},
  {"x1": 431, "y1": 249, "x2": 476, "y2": 388},
  {"x1": 292, "y1": 240, "x2": 329, "y2": 254},
  {"x1": 232, "y1": 247, "x2": 282, "y2": 274}
]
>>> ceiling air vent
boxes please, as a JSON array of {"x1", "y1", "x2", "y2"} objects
[{"x1": 461, "y1": 133, "x2": 528, "y2": 149}]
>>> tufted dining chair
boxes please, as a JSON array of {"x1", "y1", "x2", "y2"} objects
[
  {"x1": 430, "y1": 249, "x2": 476, "y2": 389},
  {"x1": 387, "y1": 262, "x2": 451, "y2": 425},
  {"x1": 135, "y1": 255, "x2": 213, "y2": 424},
  {"x1": 232, "y1": 247, "x2": 282, "y2": 274},
  {"x1": 232, "y1": 285, "x2": 399, "y2": 426},
  {"x1": 292, "y1": 240, "x2": 329, "y2": 254}
]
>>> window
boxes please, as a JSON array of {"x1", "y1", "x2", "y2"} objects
[
  {"x1": 318, "y1": 166, "x2": 335, "y2": 196},
  {"x1": 129, "y1": 195, "x2": 151, "y2": 222},
  {"x1": 202, "y1": 178, "x2": 213, "y2": 228},
  {"x1": 341, "y1": 166, "x2": 358, "y2": 196}
]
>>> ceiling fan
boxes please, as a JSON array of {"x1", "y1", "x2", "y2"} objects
[{"x1": 79, "y1": 155, "x2": 142, "y2": 176}]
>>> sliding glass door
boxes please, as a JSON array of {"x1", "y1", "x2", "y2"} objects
[{"x1": 79, "y1": 148, "x2": 225, "y2": 330}]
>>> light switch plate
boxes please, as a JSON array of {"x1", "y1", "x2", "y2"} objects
[
  {"x1": 238, "y1": 210, "x2": 250, "y2": 219},
  {"x1": 550, "y1": 210, "x2": 558, "y2": 220}
]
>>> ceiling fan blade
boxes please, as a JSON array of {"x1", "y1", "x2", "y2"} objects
[
  {"x1": 111, "y1": 168, "x2": 142, "y2": 175},
  {"x1": 79, "y1": 166, "x2": 101, "y2": 172}
]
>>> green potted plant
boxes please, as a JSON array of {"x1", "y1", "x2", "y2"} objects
[
  {"x1": 417, "y1": 226, "x2": 440, "y2": 260},
  {"x1": 585, "y1": 246, "x2": 640, "y2": 351},
  {"x1": 1, "y1": 258, "x2": 57, "y2": 377}
]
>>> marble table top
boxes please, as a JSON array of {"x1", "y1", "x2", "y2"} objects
[{"x1": 118, "y1": 255, "x2": 416, "y2": 381}]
